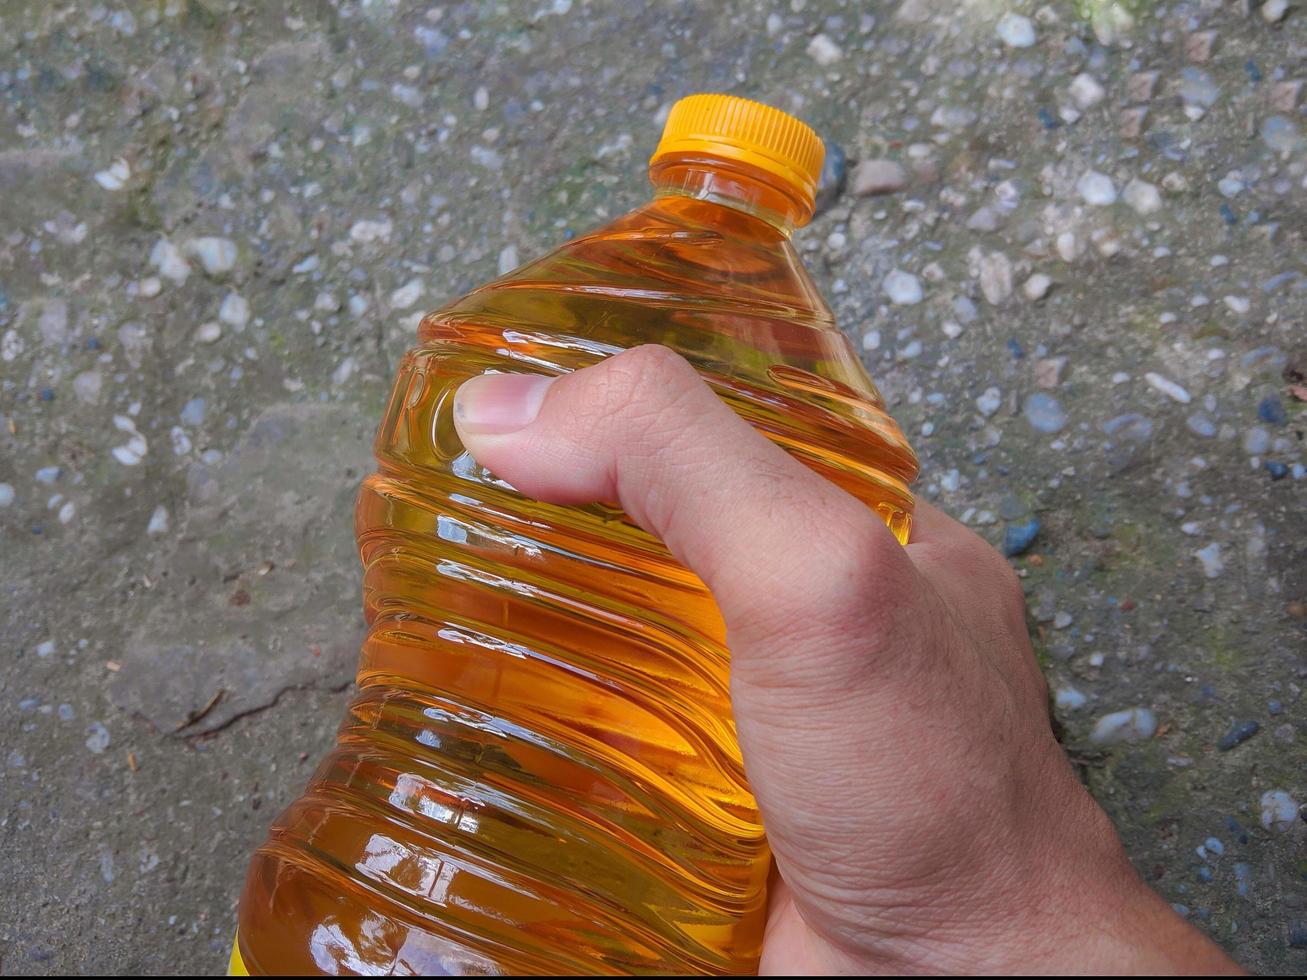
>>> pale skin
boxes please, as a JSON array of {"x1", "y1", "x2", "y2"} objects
[{"x1": 453, "y1": 345, "x2": 1243, "y2": 976}]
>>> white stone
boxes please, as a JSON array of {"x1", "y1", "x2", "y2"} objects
[
  {"x1": 976, "y1": 386, "x2": 1002, "y2": 417},
  {"x1": 806, "y1": 34, "x2": 843, "y2": 66},
  {"x1": 1056, "y1": 687, "x2": 1088, "y2": 711},
  {"x1": 149, "y1": 238, "x2": 191, "y2": 283},
  {"x1": 967, "y1": 206, "x2": 1002, "y2": 232},
  {"x1": 474, "y1": 86, "x2": 489, "y2": 111},
  {"x1": 976, "y1": 251, "x2": 1014, "y2": 304},
  {"x1": 883, "y1": 269, "x2": 923, "y2": 305},
  {"x1": 1069, "y1": 73, "x2": 1106, "y2": 109},
  {"x1": 498, "y1": 245, "x2": 519, "y2": 276},
  {"x1": 94, "y1": 158, "x2": 131, "y2": 191},
  {"x1": 390, "y1": 278, "x2": 424, "y2": 310},
  {"x1": 1076, "y1": 170, "x2": 1117, "y2": 206},
  {"x1": 1122, "y1": 178, "x2": 1162, "y2": 215},
  {"x1": 996, "y1": 13, "x2": 1037, "y2": 47},
  {"x1": 851, "y1": 159, "x2": 908, "y2": 196},
  {"x1": 1223, "y1": 295, "x2": 1251, "y2": 315},
  {"x1": 1194, "y1": 542, "x2": 1224, "y2": 578},
  {"x1": 1090, "y1": 708, "x2": 1158, "y2": 745},
  {"x1": 147, "y1": 505, "x2": 170, "y2": 536},
  {"x1": 349, "y1": 219, "x2": 393, "y2": 244},
  {"x1": 0, "y1": 483, "x2": 13, "y2": 507},
  {"x1": 1262, "y1": 0, "x2": 1291, "y2": 23},
  {"x1": 1218, "y1": 174, "x2": 1245, "y2": 198},
  {"x1": 218, "y1": 293, "x2": 250, "y2": 329},
  {"x1": 185, "y1": 237, "x2": 238, "y2": 276},
  {"x1": 1056, "y1": 231, "x2": 1082, "y2": 262},
  {"x1": 196, "y1": 322, "x2": 222, "y2": 343},
  {"x1": 1023, "y1": 273, "x2": 1053, "y2": 301},
  {"x1": 138, "y1": 276, "x2": 162, "y2": 298},
  {"x1": 1261, "y1": 790, "x2": 1298, "y2": 832},
  {"x1": 1145, "y1": 372, "x2": 1191, "y2": 404}
]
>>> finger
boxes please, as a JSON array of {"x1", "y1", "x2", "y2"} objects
[{"x1": 452, "y1": 344, "x2": 919, "y2": 690}]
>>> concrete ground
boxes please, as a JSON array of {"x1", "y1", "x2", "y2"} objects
[{"x1": 2, "y1": 0, "x2": 1304, "y2": 973}]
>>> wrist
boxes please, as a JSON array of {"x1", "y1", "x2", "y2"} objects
[{"x1": 801, "y1": 791, "x2": 1244, "y2": 976}]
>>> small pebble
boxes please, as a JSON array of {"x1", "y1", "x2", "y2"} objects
[
  {"x1": 1023, "y1": 273, "x2": 1053, "y2": 302},
  {"x1": 1034, "y1": 357, "x2": 1066, "y2": 388},
  {"x1": 93, "y1": 158, "x2": 131, "y2": 191},
  {"x1": 85, "y1": 722, "x2": 111, "y2": 754},
  {"x1": 975, "y1": 250, "x2": 1014, "y2": 304},
  {"x1": 218, "y1": 293, "x2": 249, "y2": 329},
  {"x1": 1258, "y1": 397, "x2": 1287, "y2": 425},
  {"x1": 1145, "y1": 372, "x2": 1191, "y2": 404},
  {"x1": 1076, "y1": 170, "x2": 1117, "y2": 206},
  {"x1": 147, "y1": 505, "x2": 170, "y2": 536},
  {"x1": 976, "y1": 386, "x2": 1002, "y2": 417},
  {"x1": 1089, "y1": 707, "x2": 1158, "y2": 745},
  {"x1": 1186, "y1": 30, "x2": 1217, "y2": 64},
  {"x1": 1259, "y1": 114, "x2": 1301, "y2": 153},
  {"x1": 1261, "y1": 0, "x2": 1291, "y2": 23},
  {"x1": 1218, "y1": 175, "x2": 1245, "y2": 198},
  {"x1": 1260, "y1": 790, "x2": 1298, "y2": 832},
  {"x1": 186, "y1": 237, "x2": 238, "y2": 277},
  {"x1": 1024, "y1": 393, "x2": 1068, "y2": 433},
  {"x1": 179, "y1": 398, "x2": 206, "y2": 427},
  {"x1": 1244, "y1": 426, "x2": 1270, "y2": 455},
  {"x1": 1055, "y1": 687, "x2": 1087, "y2": 711},
  {"x1": 1069, "y1": 73, "x2": 1106, "y2": 109},
  {"x1": 851, "y1": 159, "x2": 907, "y2": 197},
  {"x1": 1195, "y1": 543, "x2": 1224, "y2": 578},
  {"x1": 806, "y1": 34, "x2": 843, "y2": 66},
  {"x1": 1003, "y1": 516, "x2": 1041, "y2": 557},
  {"x1": 883, "y1": 270, "x2": 923, "y2": 305},
  {"x1": 1179, "y1": 68, "x2": 1220, "y2": 109},
  {"x1": 1266, "y1": 461, "x2": 1289, "y2": 480},
  {"x1": 1123, "y1": 179, "x2": 1162, "y2": 215},
  {"x1": 389, "y1": 279, "x2": 424, "y2": 310},
  {"x1": 1217, "y1": 720, "x2": 1261, "y2": 751},
  {"x1": 996, "y1": 13, "x2": 1037, "y2": 48},
  {"x1": 0, "y1": 483, "x2": 13, "y2": 508}
]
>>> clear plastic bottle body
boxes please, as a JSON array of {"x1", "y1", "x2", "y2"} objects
[{"x1": 234, "y1": 162, "x2": 917, "y2": 975}]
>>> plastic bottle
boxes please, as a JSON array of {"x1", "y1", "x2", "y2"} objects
[{"x1": 232, "y1": 94, "x2": 917, "y2": 976}]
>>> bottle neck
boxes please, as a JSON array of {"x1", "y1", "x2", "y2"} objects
[{"x1": 647, "y1": 154, "x2": 812, "y2": 236}]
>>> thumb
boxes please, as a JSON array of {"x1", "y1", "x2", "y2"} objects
[{"x1": 451, "y1": 344, "x2": 919, "y2": 701}]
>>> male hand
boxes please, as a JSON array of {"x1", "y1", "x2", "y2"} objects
[{"x1": 453, "y1": 345, "x2": 1241, "y2": 975}]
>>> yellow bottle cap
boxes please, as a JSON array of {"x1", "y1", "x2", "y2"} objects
[{"x1": 650, "y1": 94, "x2": 825, "y2": 214}]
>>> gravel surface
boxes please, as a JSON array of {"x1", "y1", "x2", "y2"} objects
[{"x1": 2, "y1": 1, "x2": 1304, "y2": 973}]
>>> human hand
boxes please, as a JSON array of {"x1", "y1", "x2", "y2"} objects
[{"x1": 452, "y1": 345, "x2": 1241, "y2": 975}]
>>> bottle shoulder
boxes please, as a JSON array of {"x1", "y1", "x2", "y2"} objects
[{"x1": 454, "y1": 196, "x2": 834, "y2": 328}]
